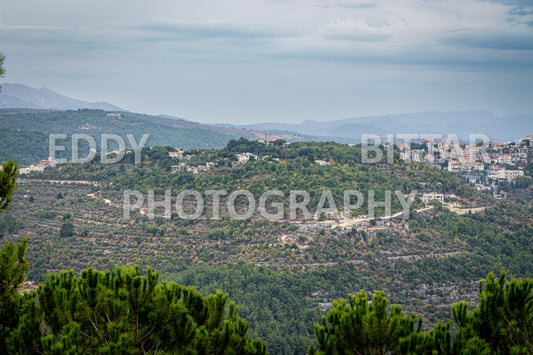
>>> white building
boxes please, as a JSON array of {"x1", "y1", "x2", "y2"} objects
[
  {"x1": 504, "y1": 170, "x2": 524, "y2": 182},
  {"x1": 488, "y1": 169, "x2": 524, "y2": 182},
  {"x1": 171, "y1": 164, "x2": 188, "y2": 173},
  {"x1": 447, "y1": 160, "x2": 460, "y2": 172},
  {"x1": 422, "y1": 193, "x2": 444, "y2": 204},
  {"x1": 168, "y1": 150, "x2": 183, "y2": 159},
  {"x1": 19, "y1": 165, "x2": 46, "y2": 174},
  {"x1": 497, "y1": 154, "x2": 512, "y2": 165},
  {"x1": 235, "y1": 152, "x2": 257, "y2": 164},
  {"x1": 472, "y1": 162, "x2": 484, "y2": 171}
]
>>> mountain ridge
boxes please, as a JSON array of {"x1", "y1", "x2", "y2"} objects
[
  {"x1": 0, "y1": 83, "x2": 125, "y2": 111},
  {"x1": 2, "y1": 82, "x2": 530, "y2": 142},
  {"x1": 227, "y1": 110, "x2": 532, "y2": 142}
]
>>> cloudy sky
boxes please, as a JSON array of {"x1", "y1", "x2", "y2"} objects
[{"x1": 1, "y1": 0, "x2": 532, "y2": 124}]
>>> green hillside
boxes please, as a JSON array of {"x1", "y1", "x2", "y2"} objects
[
  {"x1": 0, "y1": 128, "x2": 50, "y2": 166},
  {"x1": 1, "y1": 139, "x2": 532, "y2": 353},
  {"x1": 0, "y1": 108, "x2": 259, "y2": 165}
]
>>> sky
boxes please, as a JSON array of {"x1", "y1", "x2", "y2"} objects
[{"x1": 1, "y1": 0, "x2": 533, "y2": 124}]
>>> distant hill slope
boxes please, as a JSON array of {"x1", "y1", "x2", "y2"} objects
[
  {"x1": 234, "y1": 110, "x2": 533, "y2": 142},
  {"x1": 0, "y1": 108, "x2": 316, "y2": 165},
  {"x1": 0, "y1": 83, "x2": 124, "y2": 111}
]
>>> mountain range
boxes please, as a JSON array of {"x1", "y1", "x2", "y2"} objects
[
  {"x1": 1, "y1": 82, "x2": 530, "y2": 143},
  {"x1": 230, "y1": 111, "x2": 533, "y2": 143},
  {"x1": 0, "y1": 83, "x2": 124, "y2": 111}
]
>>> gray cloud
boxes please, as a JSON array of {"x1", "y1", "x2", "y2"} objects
[
  {"x1": 441, "y1": 29, "x2": 533, "y2": 50},
  {"x1": 509, "y1": 7, "x2": 533, "y2": 16},
  {"x1": 135, "y1": 19, "x2": 293, "y2": 41},
  {"x1": 479, "y1": 0, "x2": 533, "y2": 26},
  {"x1": 268, "y1": 43, "x2": 533, "y2": 70},
  {"x1": 321, "y1": 32, "x2": 391, "y2": 41},
  {"x1": 315, "y1": 1, "x2": 376, "y2": 9},
  {"x1": 480, "y1": 0, "x2": 533, "y2": 5}
]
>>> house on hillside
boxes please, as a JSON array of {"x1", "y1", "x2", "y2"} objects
[
  {"x1": 421, "y1": 193, "x2": 444, "y2": 204},
  {"x1": 39, "y1": 157, "x2": 58, "y2": 168}
]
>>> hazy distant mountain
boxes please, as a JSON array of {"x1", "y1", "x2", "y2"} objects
[
  {"x1": 3, "y1": 82, "x2": 529, "y2": 142},
  {"x1": 234, "y1": 111, "x2": 533, "y2": 142},
  {"x1": 0, "y1": 83, "x2": 124, "y2": 111}
]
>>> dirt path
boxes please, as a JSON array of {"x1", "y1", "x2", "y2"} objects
[
  {"x1": 19, "y1": 179, "x2": 100, "y2": 186},
  {"x1": 328, "y1": 205, "x2": 435, "y2": 229},
  {"x1": 255, "y1": 251, "x2": 463, "y2": 269},
  {"x1": 444, "y1": 205, "x2": 486, "y2": 215}
]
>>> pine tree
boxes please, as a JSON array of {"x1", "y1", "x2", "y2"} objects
[
  {"x1": 450, "y1": 272, "x2": 533, "y2": 354},
  {"x1": 0, "y1": 160, "x2": 19, "y2": 214},
  {"x1": 0, "y1": 239, "x2": 28, "y2": 350},
  {"x1": 1, "y1": 259, "x2": 268, "y2": 354},
  {"x1": 310, "y1": 272, "x2": 533, "y2": 354},
  {"x1": 309, "y1": 290, "x2": 426, "y2": 355}
]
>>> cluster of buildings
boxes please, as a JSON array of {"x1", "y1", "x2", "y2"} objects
[
  {"x1": 170, "y1": 162, "x2": 215, "y2": 174},
  {"x1": 235, "y1": 152, "x2": 258, "y2": 164},
  {"x1": 486, "y1": 167, "x2": 525, "y2": 182},
  {"x1": 398, "y1": 136, "x2": 532, "y2": 185},
  {"x1": 169, "y1": 149, "x2": 215, "y2": 174},
  {"x1": 169, "y1": 149, "x2": 259, "y2": 174},
  {"x1": 399, "y1": 140, "x2": 529, "y2": 168},
  {"x1": 19, "y1": 157, "x2": 58, "y2": 174},
  {"x1": 168, "y1": 149, "x2": 192, "y2": 161}
]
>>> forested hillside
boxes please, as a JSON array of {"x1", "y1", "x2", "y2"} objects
[
  {"x1": 0, "y1": 109, "x2": 259, "y2": 164},
  {"x1": 0, "y1": 129, "x2": 49, "y2": 166},
  {"x1": 0, "y1": 109, "x2": 355, "y2": 166},
  {"x1": 2, "y1": 238, "x2": 531, "y2": 353},
  {"x1": 1, "y1": 139, "x2": 532, "y2": 353}
]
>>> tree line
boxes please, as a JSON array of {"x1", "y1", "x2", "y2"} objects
[{"x1": 1, "y1": 237, "x2": 531, "y2": 354}]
